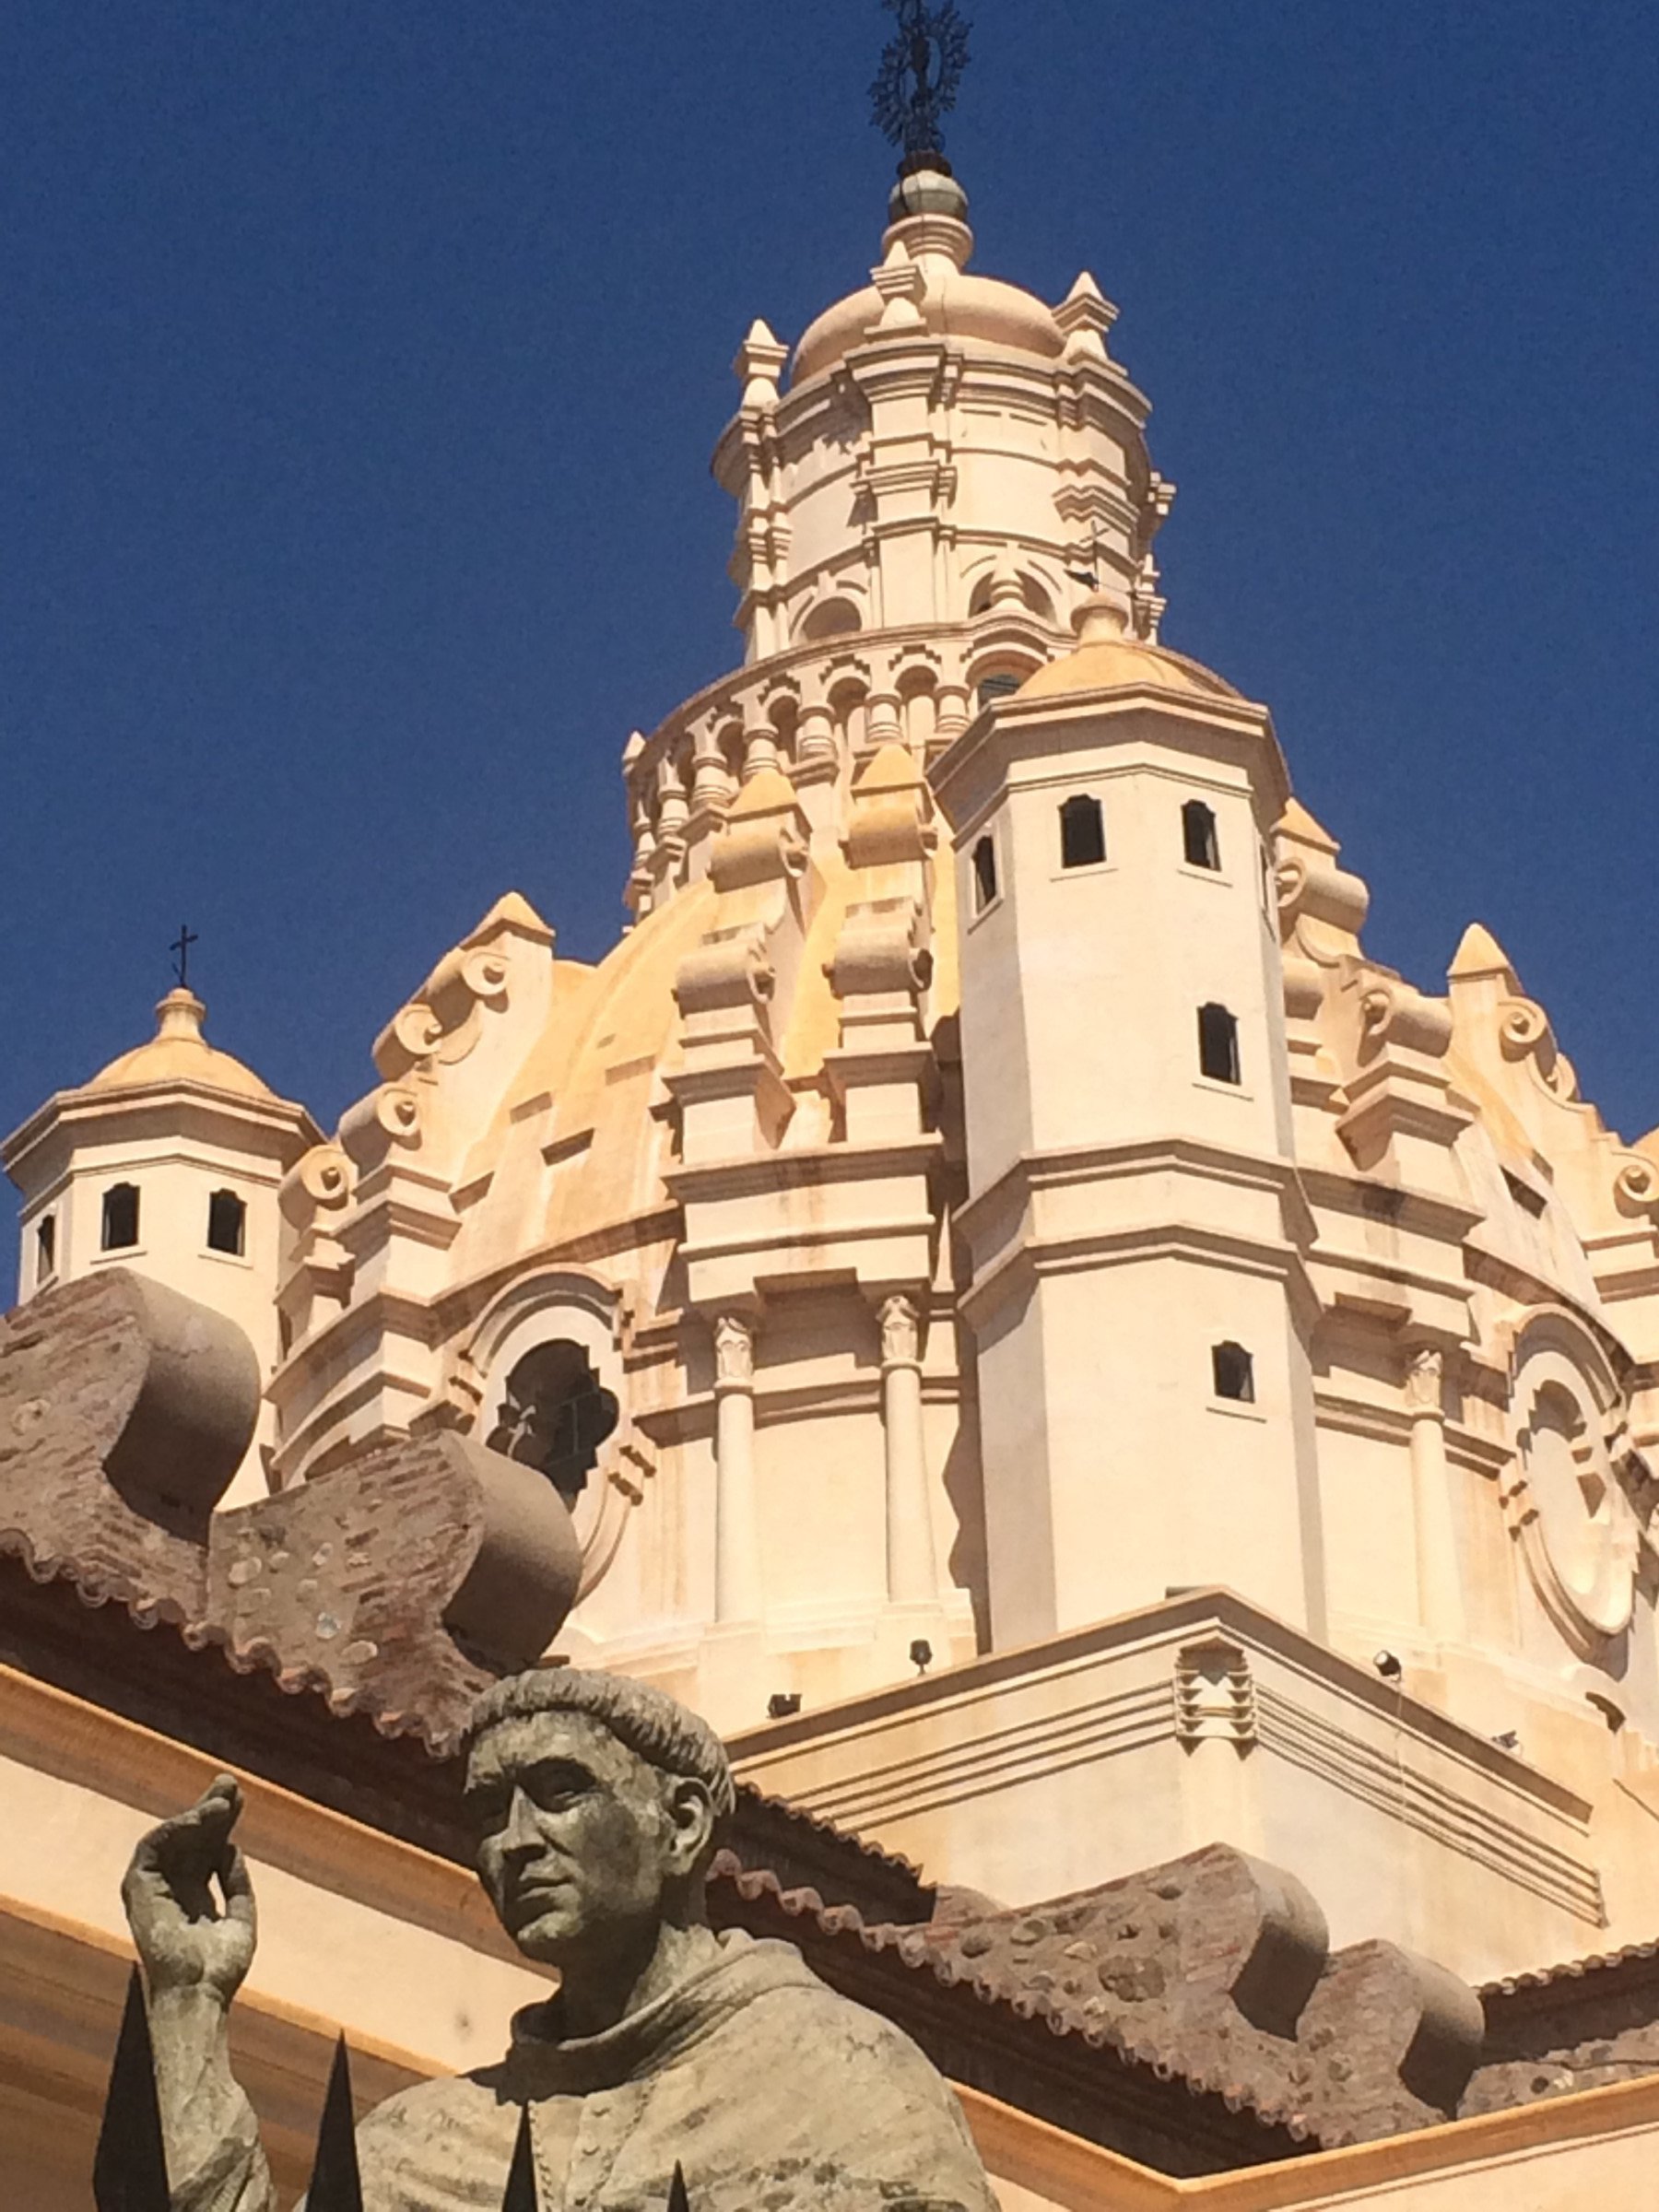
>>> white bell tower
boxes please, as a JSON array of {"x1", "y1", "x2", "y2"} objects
[
  {"x1": 933, "y1": 594, "x2": 1323, "y2": 1645},
  {"x1": 3, "y1": 988, "x2": 319, "y2": 1504}
]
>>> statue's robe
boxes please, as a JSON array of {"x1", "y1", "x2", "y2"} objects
[{"x1": 183, "y1": 1931, "x2": 998, "y2": 2212}]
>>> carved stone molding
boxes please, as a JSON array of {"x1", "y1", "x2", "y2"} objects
[
  {"x1": 878, "y1": 1293, "x2": 923, "y2": 1371},
  {"x1": 1403, "y1": 1344, "x2": 1446, "y2": 1419},
  {"x1": 1174, "y1": 1636, "x2": 1258, "y2": 1749},
  {"x1": 713, "y1": 1312, "x2": 757, "y2": 1393},
  {"x1": 1500, "y1": 1310, "x2": 1641, "y2": 1654}
]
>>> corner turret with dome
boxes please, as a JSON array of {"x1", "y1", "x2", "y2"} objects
[
  {"x1": 4, "y1": 967, "x2": 319, "y2": 1503},
  {"x1": 13, "y1": 8, "x2": 1659, "y2": 2004}
]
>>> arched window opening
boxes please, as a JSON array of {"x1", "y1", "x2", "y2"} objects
[
  {"x1": 801, "y1": 596, "x2": 862, "y2": 642},
  {"x1": 971, "y1": 835, "x2": 999, "y2": 912},
  {"x1": 1059, "y1": 794, "x2": 1106, "y2": 870},
  {"x1": 1182, "y1": 800, "x2": 1220, "y2": 871},
  {"x1": 1212, "y1": 1342, "x2": 1255, "y2": 1403},
  {"x1": 206, "y1": 1188, "x2": 246, "y2": 1256},
  {"x1": 101, "y1": 1183, "x2": 140, "y2": 1252},
  {"x1": 976, "y1": 672, "x2": 1021, "y2": 709},
  {"x1": 968, "y1": 571, "x2": 1053, "y2": 621},
  {"x1": 35, "y1": 1214, "x2": 56, "y2": 1282},
  {"x1": 488, "y1": 1340, "x2": 620, "y2": 1510},
  {"x1": 1197, "y1": 1003, "x2": 1241, "y2": 1085}
]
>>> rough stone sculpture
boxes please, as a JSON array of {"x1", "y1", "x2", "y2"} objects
[{"x1": 123, "y1": 1666, "x2": 998, "y2": 2211}]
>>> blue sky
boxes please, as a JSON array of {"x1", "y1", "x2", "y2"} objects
[{"x1": 4, "y1": 2, "x2": 1656, "y2": 1211}]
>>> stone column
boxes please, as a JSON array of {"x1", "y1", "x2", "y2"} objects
[
  {"x1": 865, "y1": 688, "x2": 903, "y2": 756},
  {"x1": 1406, "y1": 1343, "x2": 1465, "y2": 1642},
  {"x1": 742, "y1": 716, "x2": 780, "y2": 782},
  {"x1": 933, "y1": 677, "x2": 971, "y2": 754},
  {"x1": 690, "y1": 724, "x2": 732, "y2": 815},
  {"x1": 795, "y1": 699, "x2": 838, "y2": 778},
  {"x1": 712, "y1": 1312, "x2": 763, "y2": 1622},
  {"x1": 879, "y1": 1294, "x2": 936, "y2": 1603},
  {"x1": 656, "y1": 761, "x2": 689, "y2": 870}
]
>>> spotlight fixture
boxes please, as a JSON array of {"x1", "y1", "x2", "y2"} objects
[
  {"x1": 767, "y1": 1691, "x2": 802, "y2": 1719},
  {"x1": 1372, "y1": 1650, "x2": 1403, "y2": 1682},
  {"x1": 910, "y1": 1639, "x2": 934, "y2": 1676}
]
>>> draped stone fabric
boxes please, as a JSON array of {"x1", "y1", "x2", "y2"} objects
[{"x1": 178, "y1": 1933, "x2": 998, "y2": 2212}]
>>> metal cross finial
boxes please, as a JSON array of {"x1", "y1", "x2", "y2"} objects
[
  {"x1": 869, "y1": 0, "x2": 971, "y2": 167},
  {"x1": 170, "y1": 923, "x2": 199, "y2": 991},
  {"x1": 1065, "y1": 527, "x2": 1111, "y2": 590}
]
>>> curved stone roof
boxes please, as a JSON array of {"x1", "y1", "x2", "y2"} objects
[
  {"x1": 794, "y1": 263, "x2": 1064, "y2": 384},
  {"x1": 792, "y1": 194, "x2": 1065, "y2": 385},
  {"x1": 1017, "y1": 598, "x2": 1243, "y2": 706},
  {"x1": 87, "y1": 990, "x2": 276, "y2": 1100}
]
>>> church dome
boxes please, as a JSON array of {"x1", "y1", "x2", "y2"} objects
[
  {"x1": 792, "y1": 177, "x2": 1064, "y2": 385},
  {"x1": 1016, "y1": 594, "x2": 1243, "y2": 704},
  {"x1": 87, "y1": 988, "x2": 276, "y2": 1100},
  {"x1": 794, "y1": 263, "x2": 1063, "y2": 385}
]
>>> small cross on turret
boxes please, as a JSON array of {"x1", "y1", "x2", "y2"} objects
[{"x1": 169, "y1": 922, "x2": 198, "y2": 990}]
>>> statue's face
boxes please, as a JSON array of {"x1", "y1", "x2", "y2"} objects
[{"x1": 465, "y1": 1711, "x2": 708, "y2": 1967}]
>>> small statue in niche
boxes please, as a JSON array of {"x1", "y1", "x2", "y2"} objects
[
  {"x1": 121, "y1": 1668, "x2": 997, "y2": 2212},
  {"x1": 487, "y1": 1340, "x2": 620, "y2": 1507}
]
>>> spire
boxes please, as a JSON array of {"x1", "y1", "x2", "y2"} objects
[{"x1": 1447, "y1": 922, "x2": 1518, "y2": 986}]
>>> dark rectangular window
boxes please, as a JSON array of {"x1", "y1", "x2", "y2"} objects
[
  {"x1": 101, "y1": 1182, "x2": 140, "y2": 1251},
  {"x1": 1212, "y1": 1342, "x2": 1255, "y2": 1402},
  {"x1": 207, "y1": 1188, "x2": 247, "y2": 1256},
  {"x1": 1197, "y1": 1003, "x2": 1241, "y2": 1085},
  {"x1": 976, "y1": 673, "x2": 1020, "y2": 709},
  {"x1": 35, "y1": 1214, "x2": 56, "y2": 1280},
  {"x1": 971, "y1": 834, "x2": 998, "y2": 912},
  {"x1": 1182, "y1": 799, "x2": 1220, "y2": 870},
  {"x1": 1059, "y1": 793, "x2": 1106, "y2": 869}
]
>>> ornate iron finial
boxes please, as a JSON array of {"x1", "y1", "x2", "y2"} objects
[{"x1": 869, "y1": 0, "x2": 971, "y2": 171}]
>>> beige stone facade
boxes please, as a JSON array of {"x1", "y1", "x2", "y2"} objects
[{"x1": 10, "y1": 156, "x2": 1659, "y2": 2206}]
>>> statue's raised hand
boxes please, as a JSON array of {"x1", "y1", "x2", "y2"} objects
[{"x1": 122, "y1": 1774, "x2": 256, "y2": 2005}]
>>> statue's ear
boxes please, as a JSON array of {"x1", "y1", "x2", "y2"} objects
[{"x1": 662, "y1": 1774, "x2": 719, "y2": 1877}]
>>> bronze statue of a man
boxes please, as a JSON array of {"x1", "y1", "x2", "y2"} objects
[{"x1": 122, "y1": 1667, "x2": 998, "y2": 2212}]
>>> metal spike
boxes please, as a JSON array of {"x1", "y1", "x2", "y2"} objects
[
  {"x1": 501, "y1": 2103, "x2": 538, "y2": 2212},
  {"x1": 92, "y1": 1967, "x2": 171, "y2": 2212},
  {"x1": 666, "y1": 2159, "x2": 691, "y2": 2212},
  {"x1": 306, "y1": 2035, "x2": 364, "y2": 2212}
]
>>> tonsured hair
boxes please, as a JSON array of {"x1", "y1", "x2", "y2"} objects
[{"x1": 466, "y1": 1665, "x2": 736, "y2": 1821}]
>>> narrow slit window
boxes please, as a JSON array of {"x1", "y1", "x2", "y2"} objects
[
  {"x1": 206, "y1": 1188, "x2": 247, "y2": 1256},
  {"x1": 35, "y1": 1214, "x2": 56, "y2": 1281},
  {"x1": 971, "y1": 834, "x2": 999, "y2": 912},
  {"x1": 1059, "y1": 793, "x2": 1106, "y2": 870},
  {"x1": 1197, "y1": 1003, "x2": 1241, "y2": 1085},
  {"x1": 1182, "y1": 799, "x2": 1220, "y2": 871},
  {"x1": 1212, "y1": 1342, "x2": 1255, "y2": 1402},
  {"x1": 101, "y1": 1182, "x2": 140, "y2": 1251}
]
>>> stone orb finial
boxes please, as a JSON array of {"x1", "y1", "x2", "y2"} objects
[{"x1": 1073, "y1": 591, "x2": 1131, "y2": 643}]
